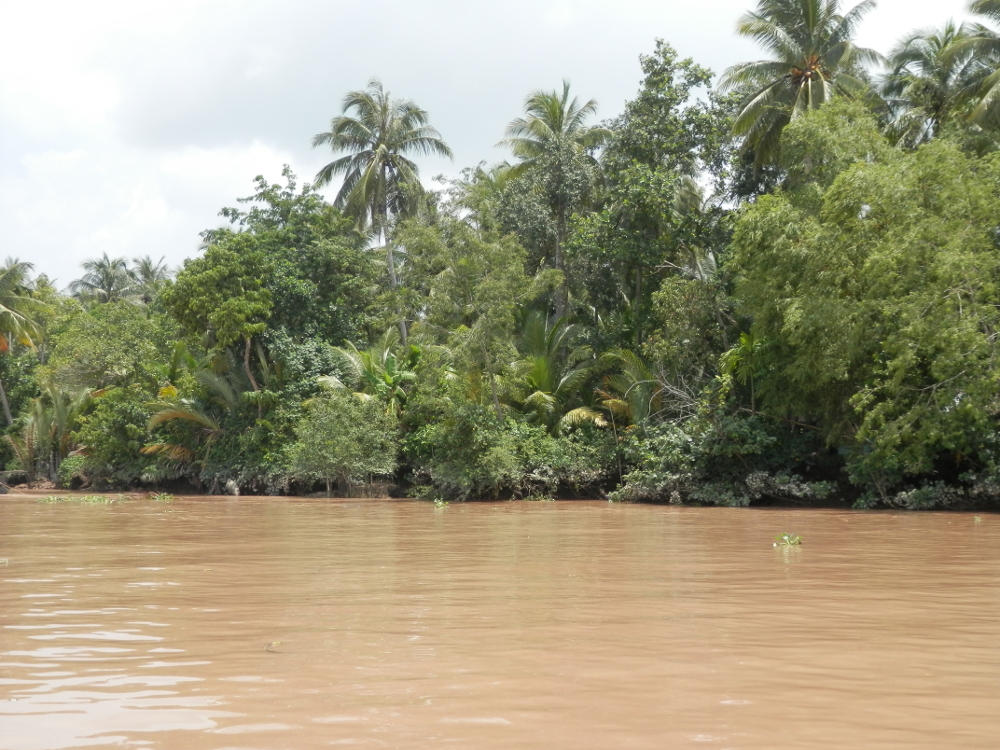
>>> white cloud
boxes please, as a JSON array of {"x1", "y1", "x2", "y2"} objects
[
  {"x1": 8, "y1": 141, "x2": 296, "y2": 285},
  {"x1": 0, "y1": 0, "x2": 976, "y2": 282}
]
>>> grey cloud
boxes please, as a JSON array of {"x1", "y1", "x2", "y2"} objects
[
  {"x1": 5, "y1": 0, "x2": 976, "y2": 282},
  {"x1": 104, "y1": 1, "x2": 760, "y2": 173}
]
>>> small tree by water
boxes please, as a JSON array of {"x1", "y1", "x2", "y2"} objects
[{"x1": 290, "y1": 390, "x2": 398, "y2": 496}]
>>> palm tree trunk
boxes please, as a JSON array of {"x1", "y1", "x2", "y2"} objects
[
  {"x1": 554, "y1": 207, "x2": 567, "y2": 319},
  {"x1": 386, "y1": 241, "x2": 408, "y2": 346},
  {"x1": 380, "y1": 192, "x2": 408, "y2": 346},
  {"x1": 0, "y1": 375, "x2": 12, "y2": 427},
  {"x1": 384, "y1": 228, "x2": 399, "y2": 287}
]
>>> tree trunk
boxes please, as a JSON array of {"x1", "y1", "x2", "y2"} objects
[
  {"x1": 634, "y1": 265, "x2": 642, "y2": 348},
  {"x1": 489, "y1": 372, "x2": 504, "y2": 424},
  {"x1": 481, "y1": 343, "x2": 504, "y2": 424},
  {"x1": 243, "y1": 335, "x2": 259, "y2": 393},
  {"x1": 0, "y1": 375, "x2": 12, "y2": 427},
  {"x1": 385, "y1": 236, "x2": 409, "y2": 346},
  {"x1": 384, "y1": 228, "x2": 399, "y2": 287},
  {"x1": 243, "y1": 335, "x2": 262, "y2": 419},
  {"x1": 713, "y1": 304, "x2": 730, "y2": 351},
  {"x1": 554, "y1": 207, "x2": 567, "y2": 320},
  {"x1": 385, "y1": 234, "x2": 409, "y2": 348},
  {"x1": 381, "y1": 174, "x2": 408, "y2": 346}
]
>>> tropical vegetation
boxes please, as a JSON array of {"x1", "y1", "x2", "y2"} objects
[{"x1": 10, "y1": 0, "x2": 1000, "y2": 510}]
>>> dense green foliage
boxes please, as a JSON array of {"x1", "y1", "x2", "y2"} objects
[
  {"x1": 290, "y1": 389, "x2": 398, "y2": 495},
  {"x1": 13, "y1": 1, "x2": 1000, "y2": 510}
]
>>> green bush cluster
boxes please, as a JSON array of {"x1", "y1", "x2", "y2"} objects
[
  {"x1": 611, "y1": 414, "x2": 833, "y2": 506},
  {"x1": 405, "y1": 398, "x2": 613, "y2": 500}
]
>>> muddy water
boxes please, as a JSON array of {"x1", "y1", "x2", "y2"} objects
[{"x1": 1, "y1": 498, "x2": 999, "y2": 749}]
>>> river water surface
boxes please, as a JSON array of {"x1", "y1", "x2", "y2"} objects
[{"x1": 1, "y1": 497, "x2": 999, "y2": 749}]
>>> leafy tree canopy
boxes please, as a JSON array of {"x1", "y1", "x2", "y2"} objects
[{"x1": 729, "y1": 100, "x2": 1000, "y2": 492}]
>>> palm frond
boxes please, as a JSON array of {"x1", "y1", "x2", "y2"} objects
[{"x1": 313, "y1": 79, "x2": 451, "y2": 229}]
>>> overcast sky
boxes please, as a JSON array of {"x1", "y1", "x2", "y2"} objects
[{"x1": 1, "y1": 0, "x2": 974, "y2": 284}]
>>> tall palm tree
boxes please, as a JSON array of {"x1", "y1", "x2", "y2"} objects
[
  {"x1": 449, "y1": 161, "x2": 514, "y2": 234},
  {"x1": 69, "y1": 253, "x2": 136, "y2": 303},
  {"x1": 500, "y1": 82, "x2": 610, "y2": 318},
  {"x1": 957, "y1": 1, "x2": 1000, "y2": 125},
  {"x1": 131, "y1": 255, "x2": 171, "y2": 304},
  {"x1": 0, "y1": 260, "x2": 48, "y2": 426},
  {"x1": 312, "y1": 79, "x2": 452, "y2": 343},
  {"x1": 718, "y1": 0, "x2": 881, "y2": 167},
  {"x1": 881, "y1": 21, "x2": 984, "y2": 145}
]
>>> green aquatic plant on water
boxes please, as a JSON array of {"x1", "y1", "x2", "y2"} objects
[
  {"x1": 522, "y1": 493, "x2": 555, "y2": 501},
  {"x1": 773, "y1": 533, "x2": 802, "y2": 547},
  {"x1": 39, "y1": 494, "x2": 122, "y2": 504},
  {"x1": 151, "y1": 492, "x2": 174, "y2": 502}
]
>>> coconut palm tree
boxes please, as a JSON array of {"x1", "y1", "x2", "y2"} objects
[
  {"x1": 881, "y1": 21, "x2": 985, "y2": 145},
  {"x1": 69, "y1": 253, "x2": 136, "y2": 303},
  {"x1": 0, "y1": 259, "x2": 48, "y2": 425},
  {"x1": 312, "y1": 79, "x2": 452, "y2": 343},
  {"x1": 449, "y1": 161, "x2": 514, "y2": 234},
  {"x1": 500, "y1": 81, "x2": 611, "y2": 318},
  {"x1": 718, "y1": 0, "x2": 882, "y2": 168},
  {"x1": 955, "y1": 1, "x2": 1000, "y2": 125},
  {"x1": 131, "y1": 255, "x2": 171, "y2": 304}
]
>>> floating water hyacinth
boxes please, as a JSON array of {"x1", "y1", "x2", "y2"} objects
[
  {"x1": 773, "y1": 533, "x2": 802, "y2": 547},
  {"x1": 39, "y1": 495, "x2": 121, "y2": 504}
]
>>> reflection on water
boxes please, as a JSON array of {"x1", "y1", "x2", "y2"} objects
[{"x1": 2, "y1": 498, "x2": 1000, "y2": 749}]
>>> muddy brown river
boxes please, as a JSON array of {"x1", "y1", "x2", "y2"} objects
[{"x1": 1, "y1": 497, "x2": 999, "y2": 749}]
